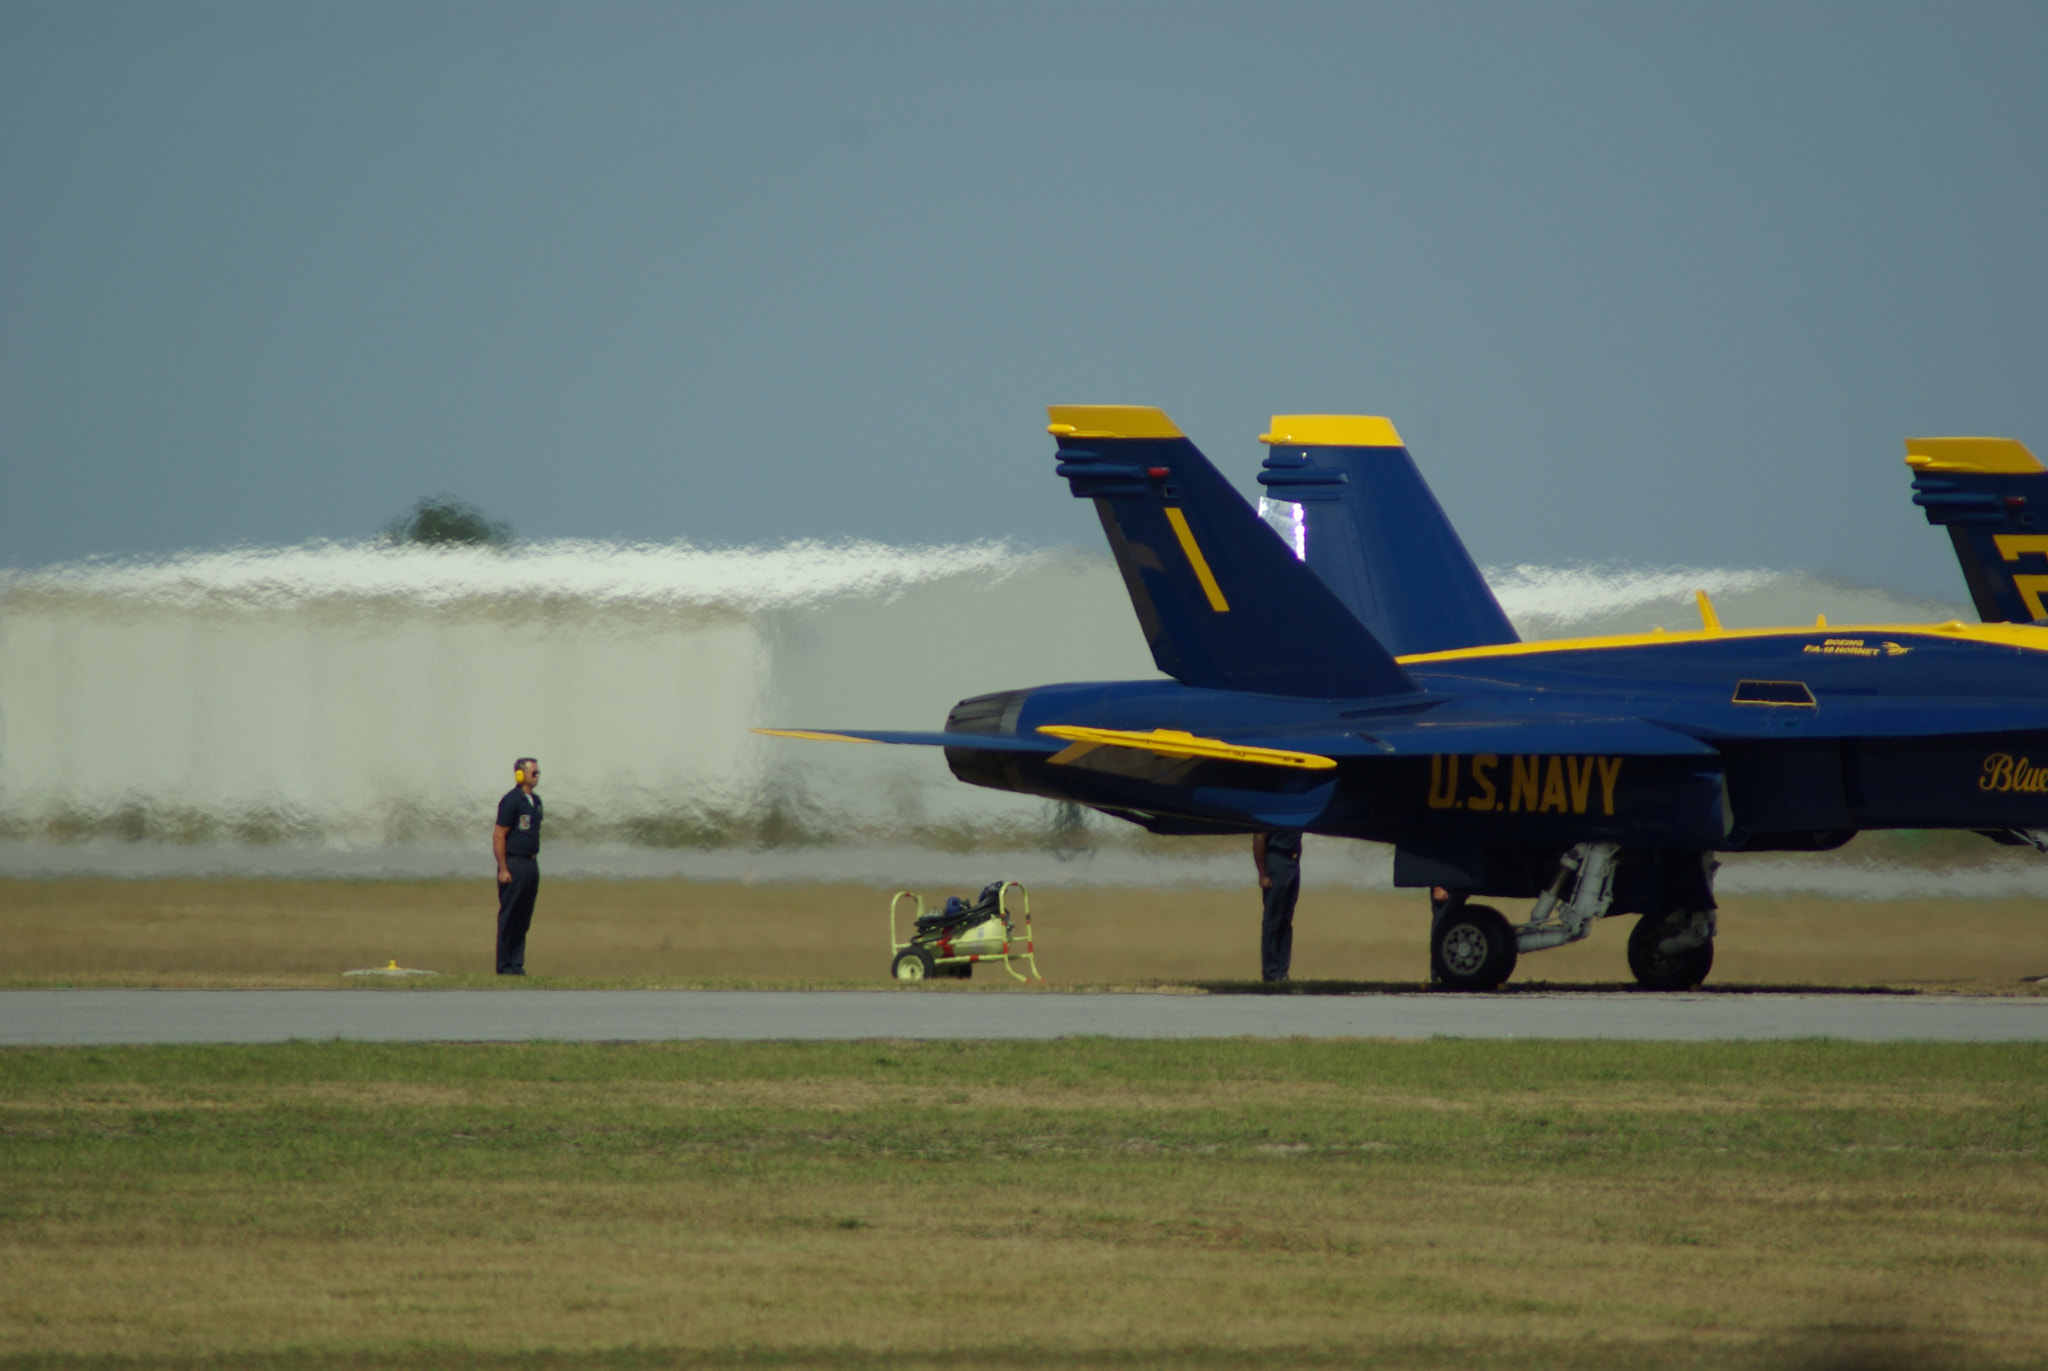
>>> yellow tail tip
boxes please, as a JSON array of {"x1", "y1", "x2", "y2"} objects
[
  {"x1": 1259, "y1": 415, "x2": 1404, "y2": 448},
  {"x1": 1045, "y1": 405, "x2": 1184, "y2": 439},
  {"x1": 1904, "y1": 437, "x2": 2042, "y2": 474}
]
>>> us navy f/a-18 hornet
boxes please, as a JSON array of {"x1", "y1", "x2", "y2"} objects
[{"x1": 761, "y1": 407, "x2": 2048, "y2": 990}]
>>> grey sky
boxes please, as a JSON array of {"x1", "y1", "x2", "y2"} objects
[{"x1": 5, "y1": 1, "x2": 2044, "y2": 597}]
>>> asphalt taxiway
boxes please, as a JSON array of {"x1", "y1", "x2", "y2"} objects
[{"x1": 3, "y1": 988, "x2": 2045, "y2": 1046}]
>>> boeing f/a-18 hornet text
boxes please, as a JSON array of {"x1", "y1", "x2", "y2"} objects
[{"x1": 761, "y1": 407, "x2": 2048, "y2": 990}]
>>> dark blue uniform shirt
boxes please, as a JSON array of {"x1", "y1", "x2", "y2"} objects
[
  {"x1": 1265, "y1": 829, "x2": 1302, "y2": 858},
  {"x1": 496, "y1": 789, "x2": 543, "y2": 856}
]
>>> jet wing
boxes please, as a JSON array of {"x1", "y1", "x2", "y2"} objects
[
  {"x1": 754, "y1": 725, "x2": 1343, "y2": 769},
  {"x1": 1216, "y1": 715, "x2": 1722, "y2": 759},
  {"x1": 751, "y1": 728, "x2": 1063, "y2": 753},
  {"x1": 1027, "y1": 715, "x2": 1721, "y2": 768},
  {"x1": 756, "y1": 716, "x2": 1722, "y2": 768},
  {"x1": 1036, "y1": 726, "x2": 1338, "y2": 770}
]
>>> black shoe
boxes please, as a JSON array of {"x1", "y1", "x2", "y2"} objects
[{"x1": 498, "y1": 969, "x2": 526, "y2": 977}]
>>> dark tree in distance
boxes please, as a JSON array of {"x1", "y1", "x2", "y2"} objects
[{"x1": 383, "y1": 495, "x2": 514, "y2": 548}]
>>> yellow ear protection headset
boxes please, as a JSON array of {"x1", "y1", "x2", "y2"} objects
[{"x1": 513, "y1": 758, "x2": 538, "y2": 784}]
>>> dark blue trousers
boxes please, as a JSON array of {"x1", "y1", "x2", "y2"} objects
[
  {"x1": 1261, "y1": 848, "x2": 1300, "y2": 982},
  {"x1": 496, "y1": 856, "x2": 540, "y2": 974}
]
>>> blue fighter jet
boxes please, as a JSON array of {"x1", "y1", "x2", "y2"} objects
[{"x1": 760, "y1": 407, "x2": 2048, "y2": 990}]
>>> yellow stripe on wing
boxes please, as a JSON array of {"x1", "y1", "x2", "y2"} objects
[
  {"x1": 1396, "y1": 619, "x2": 2048, "y2": 664},
  {"x1": 750, "y1": 728, "x2": 880, "y2": 744},
  {"x1": 1038, "y1": 725, "x2": 1335, "y2": 770}
]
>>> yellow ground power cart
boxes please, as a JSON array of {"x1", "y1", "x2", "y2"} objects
[{"x1": 887, "y1": 880, "x2": 1040, "y2": 982}]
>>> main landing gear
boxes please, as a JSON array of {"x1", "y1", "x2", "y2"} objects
[
  {"x1": 1430, "y1": 843, "x2": 1718, "y2": 992},
  {"x1": 1626, "y1": 910, "x2": 1716, "y2": 991},
  {"x1": 1430, "y1": 902, "x2": 1517, "y2": 991}
]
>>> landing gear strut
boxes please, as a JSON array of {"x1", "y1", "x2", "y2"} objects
[
  {"x1": 1428, "y1": 845, "x2": 1720, "y2": 992},
  {"x1": 1514, "y1": 842, "x2": 1621, "y2": 955}
]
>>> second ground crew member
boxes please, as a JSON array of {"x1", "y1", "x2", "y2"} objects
[{"x1": 1252, "y1": 829, "x2": 1303, "y2": 982}]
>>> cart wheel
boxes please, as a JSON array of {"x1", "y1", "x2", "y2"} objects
[{"x1": 892, "y1": 948, "x2": 936, "y2": 982}]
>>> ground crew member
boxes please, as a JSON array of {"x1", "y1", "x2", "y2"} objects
[
  {"x1": 1252, "y1": 829, "x2": 1303, "y2": 982},
  {"x1": 493, "y1": 757, "x2": 543, "y2": 976}
]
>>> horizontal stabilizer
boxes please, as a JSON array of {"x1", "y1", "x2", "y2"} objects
[
  {"x1": 1049, "y1": 405, "x2": 1418, "y2": 699},
  {"x1": 751, "y1": 727, "x2": 1061, "y2": 753}
]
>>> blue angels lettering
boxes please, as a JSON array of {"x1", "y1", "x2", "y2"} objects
[
  {"x1": 1981, "y1": 753, "x2": 2048, "y2": 795},
  {"x1": 759, "y1": 408, "x2": 2048, "y2": 990}
]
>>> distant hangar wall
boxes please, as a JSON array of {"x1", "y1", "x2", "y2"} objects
[{"x1": 0, "y1": 541, "x2": 1158, "y2": 847}]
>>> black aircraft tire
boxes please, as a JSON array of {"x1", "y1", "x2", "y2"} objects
[
  {"x1": 892, "y1": 948, "x2": 936, "y2": 982},
  {"x1": 1627, "y1": 913, "x2": 1714, "y2": 990},
  {"x1": 944, "y1": 962, "x2": 973, "y2": 980},
  {"x1": 1432, "y1": 904, "x2": 1517, "y2": 991}
]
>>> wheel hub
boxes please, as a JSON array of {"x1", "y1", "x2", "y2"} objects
[{"x1": 1441, "y1": 923, "x2": 1489, "y2": 976}]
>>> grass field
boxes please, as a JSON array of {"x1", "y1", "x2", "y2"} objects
[
  {"x1": 4, "y1": 877, "x2": 2048, "y2": 992},
  {"x1": 3, "y1": 1038, "x2": 2046, "y2": 1369},
  {"x1": 5, "y1": 878, "x2": 2047, "y2": 1366}
]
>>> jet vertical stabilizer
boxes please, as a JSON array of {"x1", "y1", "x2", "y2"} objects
[
  {"x1": 1257, "y1": 415, "x2": 1519, "y2": 656},
  {"x1": 1049, "y1": 405, "x2": 1417, "y2": 699},
  {"x1": 1908, "y1": 437, "x2": 2048, "y2": 623}
]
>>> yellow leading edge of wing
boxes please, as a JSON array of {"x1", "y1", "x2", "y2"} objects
[
  {"x1": 1038, "y1": 725, "x2": 1336, "y2": 770},
  {"x1": 1045, "y1": 405, "x2": 1185, "y2": 439},
  {"x1": 750, "y1": 728, "x2": 879, "y2": 744},
  {"x1": 1397, "y1": 619, "x2": 2048, "y2": 665},
  {"x1": 1904, "y1": 437, "x2": 2043, "y2": 474},
  {"x1": 1259, "y1": 415, "x2": 1405, "y2": 448}
]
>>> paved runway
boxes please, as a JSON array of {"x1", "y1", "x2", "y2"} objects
[{"x1": 3, "y1": 989, "x2": 2045, "y2": 1045}]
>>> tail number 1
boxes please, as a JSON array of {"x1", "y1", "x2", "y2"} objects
[{"x1": 1993, "y1": 535, "x2": 2048, "y2": 621}]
